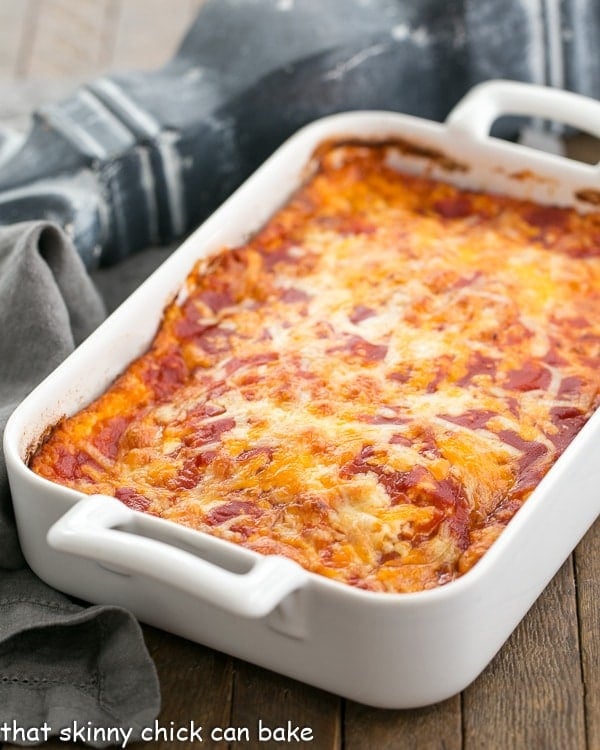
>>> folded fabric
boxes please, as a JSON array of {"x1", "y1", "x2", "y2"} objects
[{"x1": 0, "y1": 222, "x2": 160, "y2": 745}]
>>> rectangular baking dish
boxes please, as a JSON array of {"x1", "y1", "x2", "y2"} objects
[{"x1": 5, "y1": 80, "x2": 600, "y2": 709}]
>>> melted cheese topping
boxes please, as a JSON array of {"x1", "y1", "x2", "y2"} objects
[{"x1": 30, "y1": 143, "x2": 600, "y2": 593}]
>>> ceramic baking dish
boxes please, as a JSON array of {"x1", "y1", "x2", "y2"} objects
[{"x1": 5, "y1": 80, "x2": 600, "y2": 709}]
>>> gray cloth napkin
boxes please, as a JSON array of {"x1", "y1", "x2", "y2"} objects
[{"x1": 0, "y1": 222, "x2": 161, "y2": 745}]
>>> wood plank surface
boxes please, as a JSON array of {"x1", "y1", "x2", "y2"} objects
[
  {"x1": 230, "y1": 661, "x2": 341, "y2": 749},
  {"x1": 345, "y1": 696, "x2": 462, "y2": 750},
  {"x1": 462, "y1": 555, "x2": 587, "y2": 750},
  {"x1": 575, "y1": 520, "x2": 600, "y2": 750},
  {"x1": 130, "y1": 628, "x2": 234, "y2": 750}
]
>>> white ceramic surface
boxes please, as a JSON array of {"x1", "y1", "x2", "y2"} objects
[{"x1": 5, "y1": 80, "x2": 600, "y2": 708}]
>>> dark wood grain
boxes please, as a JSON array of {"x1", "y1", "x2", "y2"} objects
[
  {"x1": 345, "y1": 696, "x2": 462, "y2": 750},
  {"x1": 462, "y1": 556, "x2": 587, "y2": 750},
  {"x1": 575, "y1": 520, "x2": 600, "y2": 750},
  {"x1": 229, "y1": 660, "x2": 342, "y2": 749},
  {"x1": 127, "y1": 627, "x2": 234, "y2": 750}
]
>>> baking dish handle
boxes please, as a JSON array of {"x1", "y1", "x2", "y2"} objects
[
  {"x1": 47, "y1": 495, "x2": 308, "y2": 618},
  {"x1": 446, "y1": 79, "x2": 600, "y2": 159}
]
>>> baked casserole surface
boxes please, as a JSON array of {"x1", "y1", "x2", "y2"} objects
[{"x1": 30, "y1": 142, "x2": 600, "y2": 593}]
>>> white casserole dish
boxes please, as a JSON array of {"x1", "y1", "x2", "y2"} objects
[{"x1": 5, "y1": 80, "x2": 600, "y2": 709}]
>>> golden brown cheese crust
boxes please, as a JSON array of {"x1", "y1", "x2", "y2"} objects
[{"x1": 30, "y1": 143, "x2": 600, "y2": 593}]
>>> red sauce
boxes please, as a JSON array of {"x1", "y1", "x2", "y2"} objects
[
  {"x1": 433, "y1": 196, "x2": 473, "y2": 219},
  {"x1": 365, "y1": 413, "x2": 410, "y2": 425},
  {"x1": 441, "y1": 409, "x2": 496, "y2": 430},
  {"x1": 194, "y1": 326, "x2": 233, "y2": 354},
  {"x1": 316, "y1": 214, "x2": 376, "y2": 236},
  {"x1": 549, "y1": 407, "x2": 588, "y2": 453},
  {"x1": 196, "y1": 449, "x2": 218, "y2": 466},
  {"x1": 205, "y1": 500, "x2": 260, "y2": 526},
  {"x1": 558, "y1": 375, "x2": 585, "y2": 397},
  {"x1": 568, "y1": 238, "x2": 600, "y2": 259},
  {"x1": 115, "y1": 487, "x2": 150, "y2": 511},
  {"x1": 497, "y1": 429, "x2": 539, "y2": 453},
  {"x1": 412, "y1": 426, "x2": 442, "y2": 458},
  {"x1": 451, "y1": 272, "x2": 481, "y2": 290},
  {"x1": 443, "y1": 487, "x2": 471, "y2": 551},
  {"x1": 170, "y1": 460, "x2": 201, "y2": 490},
  {"x1": 349, "y1": 304, "x2": 376, "y2": 323},
  {"x1": 339, "y1": 444, "x2": 376, "y2": 477},
  {"x1": 144, "y1": 348, "x2": 188, "y2": 399},
  {"x1": 191, "y1": 402, "x2": 227, "y2": 418},
  {"x1": 279, "y1": 287, "x2": 311, "y2": 304},
  {"x1": 505, "y1": 361, "x2": 551, "y2": 391},
  {"x1": 503, "y1": 321, "x2": 534, "y2": 346},
  {"x1": 559, "y1": 314, "x2": 591, "y2": 329},
  {"x1": 168, "y1": 448, "x2": 221, "y2": 490},
  {"x1": 237, "y1": 446, "x2": 273, "y2": 460},
  {"x1": 54, "y1": 447, "x2": 101, "y2": 481},
  {"x1": 197, "y1": 289, "x2": 234, "y2": 313},
  {"x1": 497, "y1": 429, "x2": 549, "y2": 499},
  {"x1": 389, "y1": 433, "x2": 411, "y2": 446},
  {"x1": 381, "y1": 466, "x2": 430, "y2": 506},
  {"x1": 175, "y1": 299, "x2": 214, "y2": 339},
  {"x1": 542, "y1": 341, "x2": 567, "y2": 366},
  {"x1": 512, "y1": 442, "x2": 549, "y2": 499},
  {"x1": 328, "y1": 335, "x2": 388, "y2": 362},
  {"x1": 225, "y1": 352, "x2": 279, "y2": 376},
  {"x1": 525, "y1": 205, "x2": 568, "y2": 230},
  {"x1": 457, "y1": 351, "x2": 497, "y2": 385},
  {"x1": 490, "y1": 497, "x2": 522, "y2": 524},
  {"x1": 183, "y1": 417, "x2": 236, "y2": 449},
  {"x1": 91, "y1": 415, "x2": 132, "y2": 459},
  {"x1": 260, "y1": 243, "x2": 298, "y2": 270},
  {"x1": 388, "y1": 369, "x2": 412, "y2": 384}
]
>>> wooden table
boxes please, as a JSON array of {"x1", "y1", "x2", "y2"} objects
[{"x1": 1, "y1": 2, "x2": 598, "y2": 747}]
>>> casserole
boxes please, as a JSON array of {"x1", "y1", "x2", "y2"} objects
[
  {"x1": 26, "y1": 135, "x2": 600, "y2": 595},
  {"x1": 5, "y1": 80, "x2": 600, "y2": 708}
]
